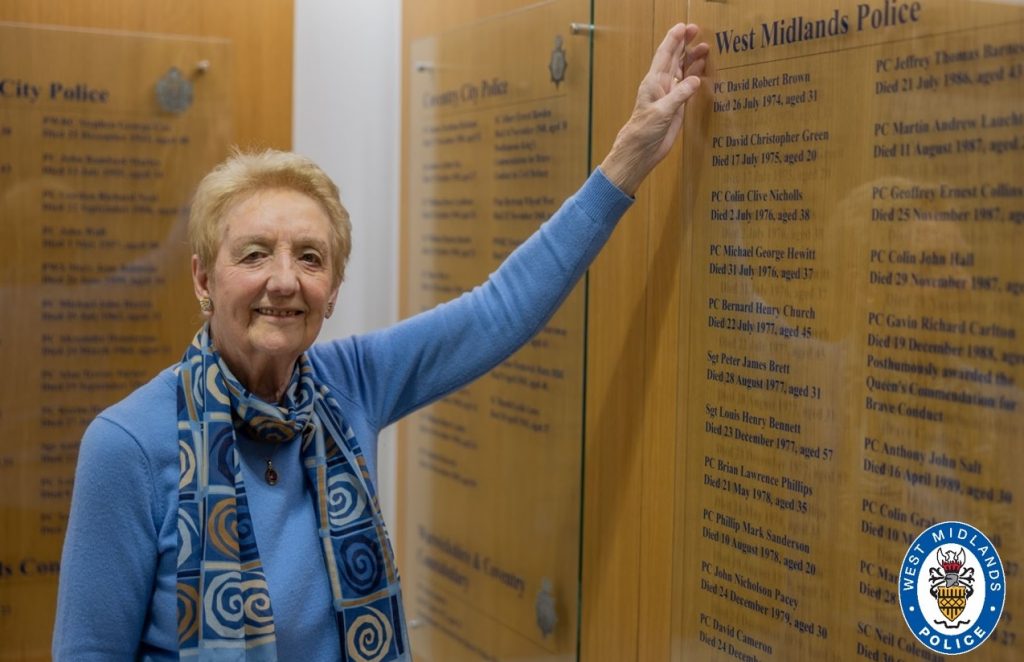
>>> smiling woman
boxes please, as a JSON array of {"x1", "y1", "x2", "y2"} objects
[
  {"x1": 52, "y1": 22, "x2": 709, "y2": 662},
  {"x1": 193, "y1": 187, "x2": 340, "y2": 401}
]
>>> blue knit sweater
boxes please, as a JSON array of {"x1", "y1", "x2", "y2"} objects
[{"x1": 53, "y1": 169, "x2": 631, "y2": 660}]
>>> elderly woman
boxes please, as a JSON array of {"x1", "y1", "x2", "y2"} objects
[{"x1": 53, "y1": 23, "x2": 708, "y2": 661}]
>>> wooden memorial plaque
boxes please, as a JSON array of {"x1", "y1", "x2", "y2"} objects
[
  {"x1": 398, "y1": 1, "x2": 591, "y2": 659},
  {"x1": 673, "y1": 1, "x2": 1022, "y2": 659},
  {"x1": 0, "y1": 23, "x2": 230, "y2": 659}
]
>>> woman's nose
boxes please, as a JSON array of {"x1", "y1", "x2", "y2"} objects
[{"x1": 266, "y1": 254, "x2": 299, "y2": 293}]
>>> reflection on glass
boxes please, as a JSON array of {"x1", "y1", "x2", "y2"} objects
[
  {"x1": 0, "y1": 23, "x2": 232, "y2": 659},
  {"x1": 399, "y1": 1, "x2": 591, "y2": 659},
  {"x1": 673, "y1": 2, "x2": 1022, "y2": 660}
]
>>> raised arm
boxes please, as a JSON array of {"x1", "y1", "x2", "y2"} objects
[{"x1": 313, "y1": 24, "x2": 709, "y2": 428}]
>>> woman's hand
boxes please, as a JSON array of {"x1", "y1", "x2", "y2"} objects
[{"x1": 599, "y1": 23, "x2": 709, "y2": 196}]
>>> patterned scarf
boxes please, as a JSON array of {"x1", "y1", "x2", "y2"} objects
[{"x1": 176, "y1": 325, "x2": 409, "y2": 660}]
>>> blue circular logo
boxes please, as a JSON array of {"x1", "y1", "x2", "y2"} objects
[{"x1": 899, "y1": 521, "x2": 1005, "y2": 655}]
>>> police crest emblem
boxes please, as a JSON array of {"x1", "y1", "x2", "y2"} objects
[
  {"x1": 155, "y1": 66, "x2": 193, "y2": 114},
  {"x1": 535, "y1": 577, "x2": 557, "y2": 637},
  {"x1": 930, "y1": 547, "x2": 973, "y2": 623},
  {"x1": 548, "y1": 35, "x2": 567, "y2": 88},
  {"x1": 899, "y1": 521, "x2": 1005, "y2": 655}
]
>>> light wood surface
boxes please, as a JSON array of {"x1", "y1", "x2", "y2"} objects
[
  {"x1": 578, "y1": 2, "x2": 654, "y2": 660},
  {"x1": 398, "y1": 1, "x2": 697, "y2": 660},
  {"x1": 0, "y1": 1, "x2": 293, "y2": 148},
  {"x1": 637, "y1": 2, "x2": 691, "y2": 659},
  {"x1": 398, "y1": 1, "x2": 593, "y2": 659},
  {"x1": 0, "y1": 24, "x2": 232, "y2": 660},
  {"x1": 0, "y1": 2, "x2": 291, "y2": 659},
  {"x1": 673, "y1": 2, "x2": 1022, "y2": 659},
  {"x1": 404, "y1": 1, "x2": 1024, "y2": 660}
]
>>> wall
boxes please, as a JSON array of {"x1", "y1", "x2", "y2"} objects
[
  {"x1": 398, "y1": 2, "x2": 1024, "y2": 661},
  {"x1": 293, "y1": 0, "x2": 402, "y2": 528},
  {"x1": 0, "y1": 0, "x2": 292, "y2": 149},
  {"x1": 581, "y1": 1, "x2": 689, "y2": 658},
  {"x1": 0, "y1": 1, "x2": 293, "y2": 657}
]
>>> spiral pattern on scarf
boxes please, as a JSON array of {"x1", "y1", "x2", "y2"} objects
[
  {"x1": 340, "y1": 535, "x2": 382, "y2": 593},
  {"x1": 202, "y1": 571, "x2": 244, "y2": 637},
  {"x1": 241, "y1": 579, "x2": 275, "y2": 635},
  {"x1": 177, "y1": 326, "x2": 407, "y2": 658},
  {"x1": 176, "y1": 582, "x2": 200, "y2": 644},
  {"x1": 207, "y1": 498, "x2": 238, "y2": 560},
  {"x1": 178, "y1": 440, "x2": 196, "y2": 489},
  {"x1": 186, "y1": 359, "x2": 203, "y2": 406},
  {"x1": 215, "y1": 435, "x2": 238, "y2": 484},
  {"x1": 346, "y1": 607, "x2": 393, "y2": 662},
  {"x1": 248, "y1": 414, "x2": 299, "y2": 443},
  {"x1": 235, "y1": 503, "x2": 258, "y2": 558},
  {"x1": 327, "y1": 472, "x2": 366, "y2": 528},
  {"x1": 206, "y1": 363, "x2": 228, "y2": 404}
]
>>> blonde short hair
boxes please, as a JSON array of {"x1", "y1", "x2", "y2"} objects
[{"x1": 188, "y1": 148, "x2": 352, "y2": 287}]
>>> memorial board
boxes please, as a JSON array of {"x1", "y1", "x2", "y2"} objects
[
  {"x1": 674, "y1": 1, "x2": 1022, "y2": 659},
  {"x1": 0, "y1": 24, "x2": 231, "y2": 659},
  {"x1": 398, "y1": 1, "x2": 591, "y2": 659}
]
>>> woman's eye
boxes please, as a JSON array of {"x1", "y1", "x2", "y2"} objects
[
  {"x1": 301, "y1": 253, "x2": 323, "y2": 265},
  {"x1": 241, "y1": 251, "x2": 266, "y2": 263}
]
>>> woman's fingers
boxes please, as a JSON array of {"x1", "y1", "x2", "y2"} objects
[
  {"x1": 652, "y1": 24, "x2": 708, "y2": 89},
  {"x1": 674, "y1": 75, "x2": 702, "y2": 100},
  {"x1": 670, "y1": 29, "x2": 689, "y2": 80},
  {"x1": 600, "y1": 23, "x2": 708, "y2": 194},
  {"x1": 683, "y1": 42, "x2": 710, "y2": 79},
  {"x1": 674, "y1": 25, "x2": 701, "y2": 78},
  {"x1": 649, "y1": 23, "x2": 692, "y2": 76}
]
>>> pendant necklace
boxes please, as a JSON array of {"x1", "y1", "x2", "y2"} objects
[{"x1": 264, "y1": 459, "x2": 278, "y2": 486}]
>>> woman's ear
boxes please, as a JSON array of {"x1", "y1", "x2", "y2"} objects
[
  {"x1": 326, "y1": 288, "x2": 339, "y2": 319},
  {"x1": 192, "y1": 254, "x2": 211, "y2": 301}
]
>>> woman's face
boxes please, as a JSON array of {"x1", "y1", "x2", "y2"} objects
[{"x1": 192, "y1": 188, "x2": 339, "y2": 372}]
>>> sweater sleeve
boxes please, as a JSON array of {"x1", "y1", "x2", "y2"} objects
[
  {"x1": 52, "y1": 415, "x2": 160, "y2": 661},
  {"x1": 311, "y1": 167, "x2": 633, "y2": 428}
]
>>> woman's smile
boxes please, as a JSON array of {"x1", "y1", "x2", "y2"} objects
[
  {"x1": 192, "y1": 187, "x2": 340, "y2": 400},
  {"x1": 255, "y1": 306, "x2": 305, "y2": 318}
]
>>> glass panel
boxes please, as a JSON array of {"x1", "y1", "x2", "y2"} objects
[
  {"x1": 0, "y1": 23, "x2": 232, "y2": 659},
  {"x1": 399, "y1": 1, "x2": 591, "y2": 659},
  {"x1": 674, "y1": 2, "x2": 1022, "y2": 659}
]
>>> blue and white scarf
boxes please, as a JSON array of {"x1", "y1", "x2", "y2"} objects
[{"x1": 176, "y1": 324, "x2": 409, "y2": 660}]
